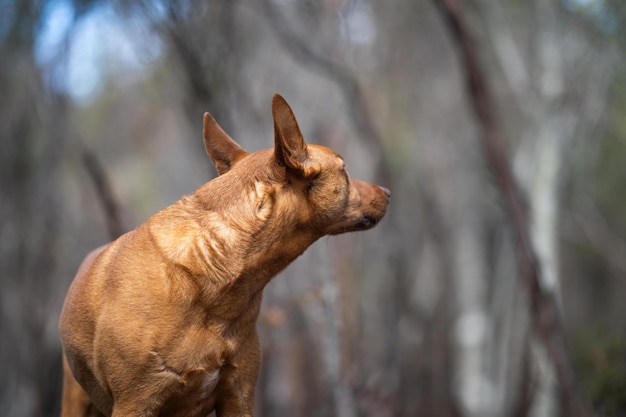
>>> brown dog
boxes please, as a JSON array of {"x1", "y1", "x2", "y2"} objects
[{"x1": 59, "y1": 94, "x2": 389, "y2": 417}]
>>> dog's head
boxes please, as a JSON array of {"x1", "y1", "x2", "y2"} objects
[{"x1": 201, "y1": 94, "x2": 389, "y2": 241}]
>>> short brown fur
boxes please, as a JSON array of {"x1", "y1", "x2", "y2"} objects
[{"x1": 59, "y1": 94, "x2": 390, "y2": 417}]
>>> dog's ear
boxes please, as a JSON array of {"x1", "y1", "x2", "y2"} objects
[
  {"x1": 272, "y1": 94, "x2": 319, "y2": 178},
  {"x1": 203, "y1": 112, "x2": 248, "y2": 175}
]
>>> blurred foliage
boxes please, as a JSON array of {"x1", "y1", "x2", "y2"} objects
[
  {"x1": 2, "y1": 0, "x2": 626, "y2": 416},
  {"x1": 595, "y1": 76, "x2": 626, "y2": 234},
  {"x1": 573, "y1": 328, "x2": 626, "y2": 416}
]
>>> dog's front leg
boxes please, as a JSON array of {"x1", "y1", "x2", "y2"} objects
[
  {"x1": 60, "y1": 354, "x2": 103, "y2": 417},
  {"x1": 215, "y1": 330, "x2": 261, "y2": 417}
]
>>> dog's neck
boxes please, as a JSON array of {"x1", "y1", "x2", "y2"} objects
[{"x1": 148, "y1": 174, "x2": 320, "y2": 298}]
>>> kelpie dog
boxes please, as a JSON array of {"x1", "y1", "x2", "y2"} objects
[{"x1": 59, "y1": 94, "x2": 389, "y2": 417}]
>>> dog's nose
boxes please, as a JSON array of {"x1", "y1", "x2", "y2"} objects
[{"x1": 380, "y1": 186, "x2": 391, "y2": 198}]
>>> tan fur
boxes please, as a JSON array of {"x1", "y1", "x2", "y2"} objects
[{"x1": 59, "y1": 94, "x2": 390, "y2": 417}]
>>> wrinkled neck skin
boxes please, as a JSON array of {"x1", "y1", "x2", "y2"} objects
[{"x1": 149, "y1": 150, "x2": 318, "y2": 302}]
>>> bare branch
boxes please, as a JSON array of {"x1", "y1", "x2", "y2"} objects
[
  {"x1": 82, "y1": 148, "x2": 124, "y2": 240},
  {"x1": 262, "y1": 0, "x2": 390, "y2": 183},
  {"x1": 431, "y1": 1, "x2": 591, "y2": 416}
]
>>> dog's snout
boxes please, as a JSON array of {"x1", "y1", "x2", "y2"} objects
[{"x1": 380, "y1": 186, "x2": 391, "y2": 198}]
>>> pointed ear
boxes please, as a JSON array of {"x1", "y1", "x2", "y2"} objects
[
  {"x1": 203, "y1": 112, "x2": 248, "y2": 175},
  {"x1": 272, "y1": 94, "x2": 311, "y2": 175}
]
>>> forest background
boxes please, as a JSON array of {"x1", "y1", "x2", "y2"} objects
[{"x1": 2, "y1": 0, "x2": 626, "y2": 416}]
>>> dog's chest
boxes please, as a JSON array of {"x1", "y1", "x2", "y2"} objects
[{"x1": 158, "y1": 368, "x2": 221, "y2": 417}]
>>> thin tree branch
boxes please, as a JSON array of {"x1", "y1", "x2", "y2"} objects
[
  {"x1": 82, "y1": 148, "x2": 124, "y2": 240},
  {"x1": 262, "y1": 0, "x2": 390, "y2": 183},
  {"x1": 431, "y1": 1, "x2": 590, "y2": 416}
]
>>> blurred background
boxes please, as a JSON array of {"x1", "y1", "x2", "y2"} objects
[{"x1": 1, "y1": 0, "x2": 626, "y2": 416}]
